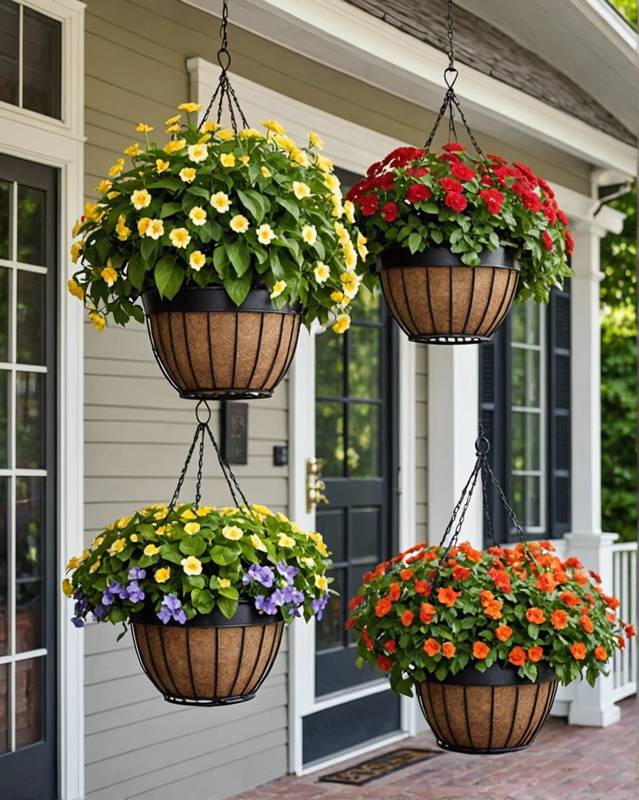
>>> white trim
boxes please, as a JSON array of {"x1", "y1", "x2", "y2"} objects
[
  {"x1": 299, "y1": 731, "x2": 409, "y2": 776},
  {"x1": 0, "y1": 1, "x2": 85, "y2": 797}
]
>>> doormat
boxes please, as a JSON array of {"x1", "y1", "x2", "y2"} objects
[{"x1": 318, "y1": 747, "x2": 441, "y2": 785}]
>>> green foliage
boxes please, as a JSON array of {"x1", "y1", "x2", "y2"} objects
[{"x1": 608, "y1": 0, "x2": 637, "y2": 26}]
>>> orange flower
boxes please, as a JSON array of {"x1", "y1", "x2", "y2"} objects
[
  {"x1": 399, "y1": 568, "x2": 414, "y2": 581},
  {"x1": 348, "y1": 595, "x2": 364, "y2": 611},
  {"x1": 419, "y1": 602, "x2": 436, "y2": 624},
  {"x1": 594, "y1": 645, "x2": 607, "y2": 662},
  {"x1": 589, "y1": 570, "x2": 602, "y2": 584},
  {"x1": 550, "y1": 609, "x2": 569, "y2": 630},
  {"x1": 437, "y1": 586, "x2": 460, "y2": 607},
  {"x1": 483, "y1": 600, "x2": 503, "y2": 620},
  {"x1": 375, "y1": 597, "x2": 392, "y2": 618},
  {"x1": 384, "y1": 639, "x2": 397, "y2": 654},
  {"x1": 452, "y1": 564, "x2": 472, "y2": 581},
  {"x1": 495, "y1": 624, "x2": 513, "y2": 642},
  {"x1": 528, "y1": 645, "x2": 543, "y2": 662},
  {"x1": 345, "y1": 617, "x2": 356, "y2": 630},
  {"x1": 377, "y1": 654, "x2": 393, "y2": 672},
  {"x1": 414, "y1": 579, "x2": 431, "y2": 596},
  {"x1": 489, "y1": 568, "x2": 511, "y2": 593},
  {"x1": 472, "y1": 641, "x2": 490, "y2": 660},
  {"x1": 573, "y1": 571, "x2": 588, "y2": 585},
  {"x1": 606, "y1": 610, "x2": 616, "y2": 623},
  {"x1": 604, "y1": 595, "x2": 621, "y2": 610},
  {"x1": 442, "y1": 641, "x2": 456, "y2": 659},
  {"x1": 565, "y1": 556, "x2": 583, "y2": 569},
  {"x1": 536, "y1": 572, "x2": 557, "y2": 592},
  {"x1": 560, "y1": 591, "x2": 580, "y2": 607},
  {"x1": 570, "y1": 642, "x2": 587, "y2": 660},
  {"x1": 626, "y1": 624, "x2": 636, "y2": 638},
  {"x1": 360, "y1": 628, "x2": 373, "y2": 651},
  {"x1": 580, "y1": 615, "x2": 594, "y2": 634},
  {"x1": 423, "y1": 638, "x2": 441, "y2": 657},
  {"x1": 553, "y1": 569, "x2": 569, "y2": 585},
  {"x1": 508, "y1": 646, "x2": 527, "y2": 667},
  {"x1": 389, "y1": 582, "x2": 401, "y2": 601},
  {"x1": 479, "y1": 589, "x2": 494, "y2": 607},
  {"x1": 526, "y1": 607, "x2": 545, "y2": 624},
  {"x1": 460, "y1": 542, "x2": 482, "y2": 563},
  {"x1": 401, "y1": 610, "x2": 414, "y2": 627}
]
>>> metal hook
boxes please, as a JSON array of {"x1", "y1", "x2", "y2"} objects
[
  {"x1": 475, "y1": 434, "x2": 490, "y2": 456},
  {"x1": 444, "y1": 66, "x2": 459, "y2": 91},
  {"x1": 195, "y1": 400, "x2": 212, "y2": 425}
]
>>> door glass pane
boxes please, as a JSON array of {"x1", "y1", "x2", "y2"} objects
[
  {"x1": 16, "y1": 372, "x2": 45, "y2": 469},
  {"x1": 0, "y1": 267, "x2": 9, "y2": 361},
  {"x1": 511, "y1": 301, "x2": 540, "y2": 345},
  {"x1": 0, "y1": 0, "x2": 19, "y2": 107},
  {"x1": 315, "y1": 331, "x2": 342, "y2": 398},
  {"x1": 17, "y1": 271, "x2": 46, "y2": 365},
  {"x1": 0, "y1": 179, "x2": 10, "y2": 260},
  {"x1": 348, "y1": 402, "x2": 379, "y2": 477},
  {"x1": 317, "y1": 508, "x2": 345, "y2": 563},
  {"x1": 348, "y1": 326, "x2": 380, "y2": 399},
  {"x1": 512, "y1": 411, "x2": 540, "y2": 471},
  {"x1": 354, "y1": 284, "x2": 381, "y2": 322},
  {"x1": 512, "y1": 475, "x2": 541, "y2": 529},
  {"x1": 0, "y1": 370, "x2": 8, "y2": 469},
  {"x1": 315, "y1": 568, "x2": 344, "y2": 651},
  {"x1": 15, "y1": 657, "x2": 43, "y2": 747},
  {"x1": 16, "y1": 477, "x2": 44, "y2": 652},
  {"x1": 350, "y1": 507, "x2": 380, "y2": 562},
  {"x1": 0, "y1": 478, "x2": 7, "y2": 656},
  {"x1": 17, "y1": 185, "x2": 46, "y2": 266},
  {"x1": 22, "y1": 7, "x2": 62, "y2": 119},
  {"x1": 0, "y1": 663, "x2": 8, "y2": 753},
  {"x1": 316, "y1": 401, "x2": 344, "y2": 477},
  {"x1": 511, "y1": 348, "x2": 540, "y2": 407}
]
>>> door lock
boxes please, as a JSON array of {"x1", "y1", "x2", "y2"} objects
[{"x1": 306, "y1": 457, "x2": 328, "y2": 512}]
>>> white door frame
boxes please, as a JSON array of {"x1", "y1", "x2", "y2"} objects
[{"x1": 0, "y1": 1, "x2": 85, "y2": 797}]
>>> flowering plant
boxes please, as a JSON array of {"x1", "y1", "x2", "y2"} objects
[
  {"x1": 63, "y1": 503, "x2": 333, "y2": 630},
  {"x1": 69, "y1": 103, "x2": 369, "y2": 335},
  {"x1": 347, "y1": 144, "x2": 573, "y2": 303},
  {"x1": 347, "y1": 540, "x2": 634, "y2": 696}
]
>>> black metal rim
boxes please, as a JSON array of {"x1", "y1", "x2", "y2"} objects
[
  {"x1": 409, "y1": 333, "x2": 491, "y2": 344},
  {"x1": 161, "y1": 691, "x2": 257, "y2": 707},
  {"x1": 131, "y1": 600, "x2": 283, "y2": 628},
  {"x1": 378, "y1": 245, "x2": 518, "y2": 270},
  {"x1": 435, "y1": 737, "x2": 535, "y2": 755},
  {"x1": 177, "y1": 387, "x2": 273, "y2": 400},
  {"x1": 421, "y1": 661, "x2": 556, "y2": 687},
  {"x1": 142, "y1": 285, "x2": 302, "y2": 316}
]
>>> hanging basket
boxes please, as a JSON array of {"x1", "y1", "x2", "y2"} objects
[
  {"x1": 378, "y1": 245, "x2": 519, "y2": 344},
  {"x1": 132, "y1": 602, "x2": 284, "y2": 706},
  {"x1": 417, "y1": 662, "x2": 558, "y2": 754},
  {"x1": 142, "y1": 286, "x2": 301, "y2": 400}
]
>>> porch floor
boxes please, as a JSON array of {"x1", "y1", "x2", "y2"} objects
[{"x1": 230, "y1": 696, "x2": 637, "y2": 800}]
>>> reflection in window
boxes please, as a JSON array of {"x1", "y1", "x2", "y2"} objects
[
  {"x1": 0, "y1": 179, "x2": 10, "y2": 260},
  {"x1": 15, "y1": 657, "x2": 43, "y2": 747},
  {"x1": 316, "y1": 569, "x2": 344, "y2": 651},
  {"x1": 16, "y1": 372, "x2": 45, "y2": 469},
  {"x1": 17, "y1": 185, "x2": 46, "y2": 266},
  {"x1": 16, "y1": 477, "x2": 44, "y2": 652},
  {"x1": 17, "y1": 270, "x2": 46, "y2": 364},
  {"x1": 0, "y1": 0, "x2": 19, "y2": 107}
]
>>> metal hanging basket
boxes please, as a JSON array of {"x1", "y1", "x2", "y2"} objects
[
  {"x1": 415, "y1": 430, "x2": 558, "y2": 754},
  {"x1": 131, "y1": 402, "x2": 284, "y2": 706}
]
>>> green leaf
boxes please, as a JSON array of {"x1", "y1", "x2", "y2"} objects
[
  {"x1": 179, "y1": 535, "x2": 206, "y2": 557},
  {"x1": 227, "y1": 240, "x2": 251, "y2": 277},
  {"x1": 187, "y1": 185, "x2": 211, "y2": 200},
  {"x1": 435, "y1": 663, "x2": 448, "y2": 682},
  {"x1": 527, "y1": 623, "x2": 539, "y2": 640},
  {"x1": 149, "y1": 177, "x2": 182, "y2": 192},
  {"x1": 408, "y1": 231, "x2": 423, "y2": 254},
  {"x1": 277, "y1": 196, "x2": 300, "y2": 220},
  {"x1": 223, "y1": 271, "x2": 251, "y2": 306},
  {"x1": 155, "y1": 256, "x2": 184, "y2": 299},
  {"x1": 128, "y1": 253, "x2": 146, "y2": 291},
  {"x1": 218, "y1": 585, "x2": 239, "y2": 600},
  {"x1": 140, "y1": 236, "x2": 158, "y2": 263},
  {"x1": 191, "y1": 588, "x2": 215, "y2": 615},
  {"x1": 211, "y1": 543, "x2": 241, "y2": 566},
  {"x1": 96, "y1": 235, "x2": 110, "y2": 264},
  {"x1": 159, "y1": 542, "x2": 183, "y2": 565},
  {"x1": 217, "y1": 595, "x2": 238, "y2": 619},
  {"x1": 160, "y1": 202, "x2": 182, "y2": 219}
]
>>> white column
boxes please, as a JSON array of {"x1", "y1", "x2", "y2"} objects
[
  {"x1": 427, "y1": 346, "x2": 482, "y2": 550},
  {"x1": 564, "y1": 219, "x2": 620, "y2": 727}
]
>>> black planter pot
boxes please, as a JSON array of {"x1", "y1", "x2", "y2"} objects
[
  {"x1": 377, "y1": 245, "x2": 519, "y2": 344},
  {"x1": 142, "y1": 286, "x2": 301, "y2": 400}
]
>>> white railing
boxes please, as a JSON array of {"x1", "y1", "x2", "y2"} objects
[{"x1": 611, "y1": 541, "x2": 637, "y2": 701}]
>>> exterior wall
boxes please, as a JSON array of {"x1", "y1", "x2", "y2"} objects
[{"x1": 415, "y1": 344, "x2": 428, "y2": 541}]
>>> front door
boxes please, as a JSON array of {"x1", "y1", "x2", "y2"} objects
[
  {"x1": 0, "y1": 155, "x2": 58, "y2": 799},
  {"x1": 302, "y1": 284, "x2": 402, "y2": 764}
]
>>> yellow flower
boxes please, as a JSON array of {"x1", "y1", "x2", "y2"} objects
[
  {"x1": 184, "y1": 522, "x2": 201, "y2": 535},
  {"x1": 332, "y1": 314, "x2": 351, "y2": 335},
  {"x1": 252, "y1": 504, "x2": 272, "y2": 516},
  {"x1": 101, "y1": 264, "x2": 118, "y2": 288},
  {"x1": 66, "y1": 555, "x2": 80, "y2": 570},
  {"x1": 188, "y1": 143, "x2": 208, "y2": 163},
  {"x1": 165, "y1": 114, "x2": 181, "y2": 126},
  {"x1": 310, "y1": 532, "x2": 329, "y2": 557},
  {"x1": 240, "y1": 154, "x2": 250, "y2": 165},
  {"x1": 154, "y1": 567, "x2": 171, "y2": 583},
  {"x1": 210, "y1": 192, "x2": 231, "y2": 213},
  {"x1": 129, "y1": 534, "x2": 138, "y2": 542},
  {"x1": 67, "y1": 277, "x2": 84, "y2": 300},
  {"x1": 117, "y1": 516, "x2": 132, "y2": 529},
  {"x1": 155, "y1": 526, "x2": 167, "y2": 536},
  {"x1": 212, "y1": 577, "x2": 229, "y2": 590},
  {"x1": 131, "y1": 189, "x2": 151, "y2": 210},
  {"x1": 201, "y1": 120, "x2": 219, "y2": 133},
  {"x1": 276, "y1": 512, "x2": 289, "y2": 523},
  {"x1": 262, "y1": 119, "x2": 286, "y2": 134},
  {"x1": 155, "y1": 159, "x2": 170, "y2": 174},
  {"x1": 324, "y1": 173, "x2": 340, "y2": 192},
  {"x1": 179, "y1": 167, "x2": 196, "y2": 183},
  {"x1": 270, "y1": 280, "x2": 286, "y2": 299},
  {"x1": 314, "y1": 262, "x2": 330, "y2": 284},
  {"x1": 84, "y1": 202, "x2": 102, "y2": 221},
  {"x1": 340, "y1": 271, "x2": 360, "y2": 299},
  {"x1": 136, "y1": 122, "x2": 154, "y2": 133},
  {"x1": 92, "y1": 534, "x2": 105, "y2": 548},
  {"x1": 137, "y1": 217, "x2": 151, "y2": 237},
  {"x1": 143, "y1": 543, "x2": 160, "y2": 556},
  {"x1": 291, "y1": 148, "x2": 309, "y2": 167},
  {"x1": 89, "y1": 311, "x2": 106, "y2": 332},
  {"x1": 169, "y1": 227, "x2": 191, "y2": 249},
  {"x1": 89, "y1": 559, "x2": 101, "y2": 574},
  {"x1": 250, "y1": 533, "x2": 267, "y2": 552},
  {"x1": 164, "y1": 138, "x2": 186, "y2": 154},
  {"x1": 220, "y1": 153, "x2": 236, "y2": 168},
  {"x1": 257, "y1": 224, "x2": 276, "y2": 245},
  {"x1": 278, "y1": 533, "x2": 295, "y2": 548},
  {"x1": 300, "y1": 556, "x2": 315, "y2": 568},
  {"x1": 146, "y1": 219, "x2": 164, "y2": 240},
  {"x1": 154, "y1": 509, "x2": 168, "y2": 520},
  {"x1": 178, "y1": 101, "x2": 201, "y2": 113},
  {"x1": 124, "y1": 143, "x2": 143, "y2": 158},
  {"x1": 301, "y1": 224, "x2": 317, "y2": 245},
  {"x1": 315, "y1": 574, "x2": 329, "y2": 591},
  {"x1": 61, "y1": 578, "x2": 74, "y2": 597},
  {"x1": 316, "y1": 155, "x2": 334, "y2": 173},
  {"x1": 115, "y1": 215, "x2": 131, "y2": 241},
  {"x1": 189, "y1": 206, "x2": 207, "y2": 226},
  {"x1": 181, "y1": 509, "x2": 197, "y2": 521},
  {"x1": 343, "y1": 200, "x2": 355, "y2": 224},
  {"x1": 108, "y1": 538, "x2": 126, "y2": 556},
  {"x1": 197, "y1": 133, "x2": 212, "y2": 144},
  {"x1": 274, "y1": 134, "x2": 295, "y2": 152},
  {"x1": 196, "y1": 506, "x2": 215, "y2": 516},
  {"x1": 292, "y1": 181, "x2": 311, "y2": 200},
  {"x1": 308, "y1": 131, "x2": 324, "y2": 149},
  {"x1": 343, "y1": 241, "x2": 358, "y2": 271},
  {"x1": 238, "y1": 128, "x2": 263, "y2": 139},
  {"x1": 70, "y1": 241, "x2": 83, "y2": 263},
  {"x1": 357, "y1": 232, "x2": 368, "y2": 260},
  {"x1": 222, "y1": 525, "x2": 244, "y2": 541},
  {"x1": 189, "y1": 250, "x2": 206, "y2": 271},
  {"x1": 215, "y1": 128, "x2": 235, "y2": 141},
  {"x1": 106, "y1": 191, "x2": 120, "y2": 200},
  {"x1": 330, "y1": 290, "x2": 346, "y2": 304},
  {"x1": 181, "y1": 556, "x2": 202, "y2": 576},
  {"x1": 165, "y1": 123, "x2": 181, "y2": 134},
  {"x1": 331, "y1": 194, "x2": 343, "y2": 219},
  {"x1": 71, "y1": 219, "x2": 84, "y2": 237},
  {"x1": 230, "y1": 214, "x2": 249, "y2": 233},
  {"x1": 108, "y1": 158, "x2": 125, "y2": 177},
  {"x1": 96, "y1": 178, "x2": 112, "y2": 194},
  {"x1": 260, "y1": 166, "x2": 271, "y2": 178}
]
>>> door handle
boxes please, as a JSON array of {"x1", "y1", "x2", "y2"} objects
[{"x1": 306, "y1": 457, "x2": 328, "y2": 512}]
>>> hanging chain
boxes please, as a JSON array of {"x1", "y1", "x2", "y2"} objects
[{"x1": 200, "y1": 0, "x2": 249, "y2": 132}]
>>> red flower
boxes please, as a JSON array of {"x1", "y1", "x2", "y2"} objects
[
  {"x1": 366, "y1": 161, "x2": 382, "y2": 177},
  {"x1": 407, "y1": 166, "x2": 428, "y2": 178},
  {"x1": 626, "y1": 624, "x2": 636, "y2": 638},
  {"x1": 442, "y1": 142, "x2": 466, "y2": 152},
  {"x1": 479, "y1": 188, "x2": 504, "y2": 215},
  {"x1": 437, "y1": 586, "x2": 461, "y2": 607},
  {"x1": 389, "y1": 582, "x2": 401, "y2": 601},
  {"x1": 377, "y1": 654, "x2": 393, "y2": 672},
  {"x1": 348, "y1": 595, "x2": 365, "y2": 611},
  {"x1": 360, "y1": 194, "x2": 378, "y2": 216},
  {"x1": 384, "y1": 639, "x2": 397, "y2": 653},
  {"x1": 558, "y1": 209, "x2": 569, "y2": 226},
  {"x1": 439, "y1": 177, "x2": 463, "y2": 193},
  {"x1": 399, "y1": 568, "x2": 414, "y2": 581},
  {"x1": 374, "y1": 596, "x2": 392, "y2": 618},
  {"x1": 538, "y1": 177, "x2": 555, "y2": 198},
  {"x1": 536, "y1": 573, "x2": 557, "y2": 592},
  {"x1": 406, "y1": 183, "x2": 432, "y2": 204},
  {"x1": 565, "y1": 557, "x2": 582, "y2": 569},
  {"x1": 401, "y1": 610, "x2": 415, "y2": 627},
  {"x1": 605, "y1": 595, "x2": 621, "y2": 610},
  {"x1": 580, "y1": 615, "x2": 594, "y2": 634},
  {"x1": 360, "y1": 627, "x2": 373, "y2": 650},
  {"x1": 589, "y1": 570, "x2": 602, "y2": 584},
  {"x1": 488, "y1": 567, "x2": 511, "y2": 593},
  {"x1": 565, "y1": 230, "x2": 574, "y2": 256},
  {"x1": 419, "y1": 602, "x2": 436, "y2": 624},
  {"x1": 382, "y1": 201, "x2": 398, "y2": 223},
  {"x1": 508, "y1": 646, "x2": 527, "y2": 667},
  {"x1": 480, "y1": 173, "x2": 493, "y2": 186},
  {"x1": 542, "y1": 203, "x2": 557, "y2": 225},
  {"x1": 451, "y1": 161, "x2": 475, "y2": 182},
  {"x1": 542, "y1": 231, "x2": 554, "y2": 251},
  {"x1": 444, "y1": 192, "x2": 467, "y2": 213},
  {"x1": 488, "y1": 153, "x2": 507, "y2": 165},
  {"x1": 452, "y1": 565, "x2": 472, "y2": 581},
  {"x1": 414, "y1": 579, "x2": 431, "y2": 596},
  {"x1": 378, "y1": 172, "x2": 395, "y2": 191},
  {"x1": 513, "y1": 161, "x2": 537, "y2": 183},
  {"x1": 423, "y1": 638, "x2": 441, "y2": 657},
  {"x1": 561, "y1": 591, "x2": 580, "y2": 607},
  {"x1": 522, "y1": 190, "x2": 542, "y2": 212},
  {"x1": 345, "y1": 617, "x2": 356, "y2": 630}
]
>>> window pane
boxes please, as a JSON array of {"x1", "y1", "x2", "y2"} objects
[
  {"x1": 511, "y1": 301, "x2": 539, "y2": 345},
  {"x1": 16, "y1": 371, "x2": 45, "y2": 469},
  {"x1": 0, "y1": 267, "x2": 9, "y2": 361},
  {"x1": 316, "y1": 330, "x2": 342, "y2": 398},
  {"x1": 350, "y1": 506, "x2": 380, "y2": 562},
  {"x1": 353, "y1": 283, "x2": 381, "y2": 322},
  {"x1": 23, "y1": 7, "x2": 62, "y2": 119},
  {"x1": 17, "y1": 270, "x2": 46, "y2": 364},
  {"x1": 316, "y1": 401, "x2": 344, "y2": 477},
  {"x1": 511, "y1": 347, "x2": 540, "y2": 407},
  {"x1": 15, "y1": 657, "x2": 43, "y2": 747},
  {"x1": 0, "y1": 663, "x2": 8, "y2": 753},
  {"x1": 0, "y1": 478, "x2": 7, "y2": 656},
  {"x1": 16, "y1": 476, "x2": 44, "y2": 652},
  {"x1": 348, "y1": 326, "x2": 380, "y2": 399},
  {"x1": 512, "y1": 475, "x2": 541, "y2": 529},
  {"x1": 317, "y1": 508, "x2": 345, "y2": 563},
  {"x1": 0, "y1": 0, "x2": 19, "y2": 107},
  {"x1": 0, "y1": 370, "x2": 8, "y2": 469},
  {"x1": 17, "y1": 185, "x2": 46, "y2": 266},
  {"x1": 315, "y1": 569, "x2": 344, "y2": 651},
  {"x1": 348, "y1": 402, "x2": 379, "y2": 477},
  {"x1": 0, "y1": 179, "x2": 10, "y2": 260},
  {"x1": 512, "y1": 411, "x2": 540, "y2": 471}
]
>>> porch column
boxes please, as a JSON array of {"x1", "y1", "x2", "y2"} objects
[
  {"x1": 427, "y1": 346, "x2": 482, "y2": 550},
  {"x1": 564, "y1": 219, "x2": 620, "y2": 727}
]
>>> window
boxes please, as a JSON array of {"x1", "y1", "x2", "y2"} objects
[
  {"x1": 479, "y1": 285, "x2": 571, "y2": 542},
  {"x1": 0, "y1": 0, "x2": 61, "y2": 119}
]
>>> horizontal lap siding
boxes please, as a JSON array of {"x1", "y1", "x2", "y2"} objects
[{"x1": 415, "y1": 344, "x2": 428, "y2": 541}]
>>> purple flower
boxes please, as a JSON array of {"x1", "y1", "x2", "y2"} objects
[
  {"x1": 157, "y1": 594, "x2": 186, "y2": 625},
  {"x1": 93, "y1": 604, "x2": 108, "y2": 620},
  {"x1": 71, "y1": 616, "x2": 85, "y2": 628},
  {"x1": 126, "y1": 581, "x2": 145, "y2": 603},
  {"x1": 282, "y1": 586, "x2": 304, "y2": 605},
  {"x1": 242, "y1": 564, "x2": 275, "y2": 588},
  {"x1": 254, "y1": 594, "x2": 278, "y2": 615},
  {"x1": 312, "y1": 593, "x2": 329, "y2": 621},
  {"x1": 101, "y1": 591, "x2": 114, "y2": 606},
  {"x1": 276, "y1": 562, "x2": 298, "y2": 585},
  {"x1": 128, "y1": 567, "x2": 146, "y2": 581}
]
